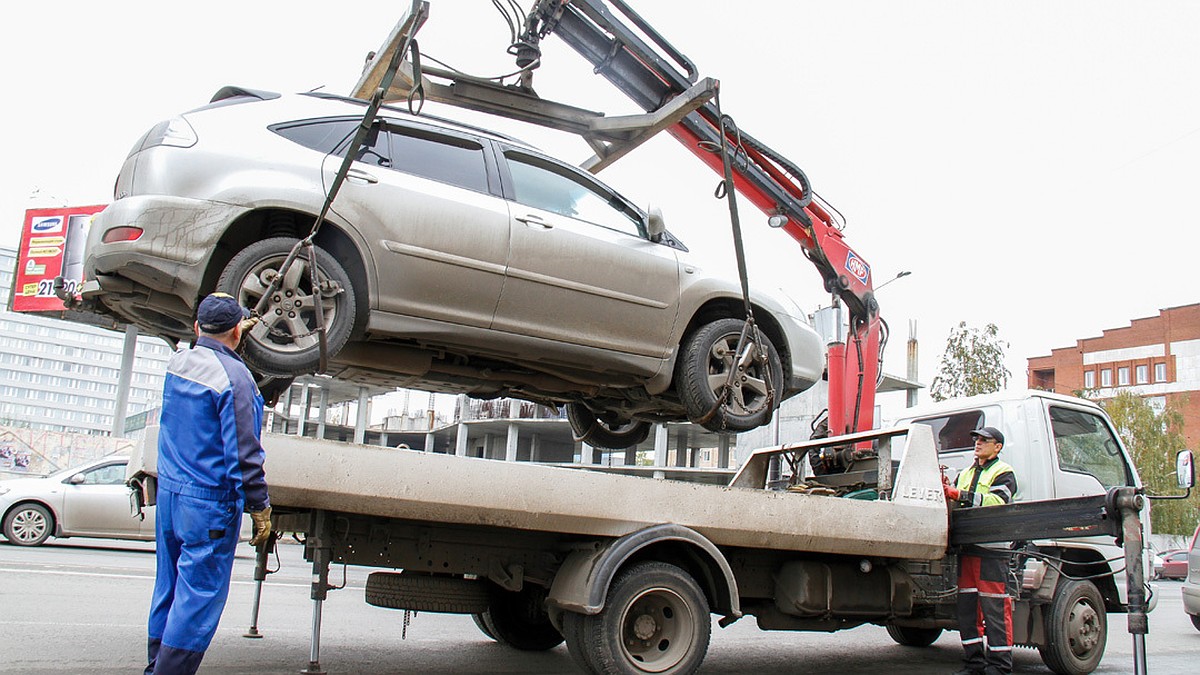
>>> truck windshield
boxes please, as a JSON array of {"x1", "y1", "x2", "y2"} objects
[{"x1": 1049, "y1": 406, "x2": 1134, "y2": 488}]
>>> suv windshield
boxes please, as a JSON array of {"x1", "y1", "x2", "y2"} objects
[{"x1": 1049, "y1": 405, "x2": 1133, "y2": 488}]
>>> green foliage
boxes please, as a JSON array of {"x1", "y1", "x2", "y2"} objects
[
  {"x1": 930, "y1": 322, "x2": 1011, "y2": 402},
  {"x1": 1100, "y1": 391, "x2": 1198, "y2": 536}
]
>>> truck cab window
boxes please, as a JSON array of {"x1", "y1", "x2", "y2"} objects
[
  {"x1": 914, "y1": 411, "x2": 984, "y2": 454},
  {"x1": 1049, "y1": 406, "x2": 1133, "y2": 488}
]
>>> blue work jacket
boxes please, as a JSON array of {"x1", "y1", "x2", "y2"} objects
[{"x1": 157, "y1": 336, "x2": 269, "y2": 511}]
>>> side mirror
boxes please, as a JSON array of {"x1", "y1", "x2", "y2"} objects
[
  {"x1": 646, "y1": 206, "x2": 666, "y2": 242},
  {"x1": 1177, "y1": 450, "x2": 1195, "y2": 490},
  {"x1": 69, "y1": 473, "x2": 86, "y2": 485}
]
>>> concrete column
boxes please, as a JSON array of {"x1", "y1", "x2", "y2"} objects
[
  {"x1": 508, "y1": 398, "x2": 521, "y2": 419},
  {"x1": 674, "y1": 429, "x2": 689, "y2": 467},
  {"x1": 624, "y1": 444, "x2": 637, "y2": 466},
  {"x1": 907, "y1": 320, "x2": 919, "y2": 408},
  {"x1": 484, "y1": 433, "x2": 495, "y2": 459},
  {"x1": 354, "y1": 386, "x2": 369, "y2": 445},
  {"x1": 280, "y1": 384, "x2": 294, "y2": 434},
  {"x1": 580, "y1": 441, "x2": 594, "y2": 465},
  {"x1": 316, "y1": 387, "x2": 329, "y2": 440},
  {"x1": 379, "y1": 431, "x2": 389, "y2": 448},
  {"x1": 653, "y1": 424, "x2": 668, "y2": 480},
  {"x1": 530, "y1": 433, "x2": 541, "y2": 462},
  {"x1": 424, "y1": 431, "x2": 435, "y2": 453},
  {"x1": 718, "y1": 434, "x2": 731, "y2": 468},
  {"x1": 296, "y1": 384, "x2": 311, "y2": 437},
  {"x1": 505, "y1": 422, "x2": 519, "y2": 462},
  {"x1": 455, "y1": 422, "x2": 469, "y2": 456}
]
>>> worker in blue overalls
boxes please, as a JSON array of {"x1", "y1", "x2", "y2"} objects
[{"x1": 146, "y1": 293, "x2": 272, "y2": 675}]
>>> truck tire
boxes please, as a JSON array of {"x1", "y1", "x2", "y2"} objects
[
  {"x1": 217, "y1": 237, "x2": 356, "y2": 377},
  {"x1": 482, "y1": 584, "x2": 565, "y2": 651},
  {"x1": 1191, "y1": 613, "x2": 1200, "y2": 632},
  {"x1": 472, "y1": 613, "x2": 498, "y2": 641},
  {"x1": 3, "y1": 502, "x2": 53, "y2": 546},
  {"x1": 1038, "y1": 579, "x2": 1107, "y2": 675},
  {"x1": 676, "y1": 318, "x2": 782, "y2": 433},
  {"x1": 364, "y1": 572, "x2": 489, "y2": 614},
  {"x1": 885, "y1": 624, "x2": 942, "y2": 647},
  {"x1": 566, "y1": 403, "x2": 651, "y2": 450},
  {"x1": 562, "y1": 561, "x2": 710, "y2": 674}
]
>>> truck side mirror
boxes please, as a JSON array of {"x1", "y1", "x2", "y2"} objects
[
  {"x1": 1177, "y1": 450, "x2": 1194, "y2": 490},
  {"x1": 646, "y1": 206, "x2": 666, "y2": 242}
]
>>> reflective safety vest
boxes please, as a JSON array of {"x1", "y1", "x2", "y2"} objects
[{"x1": 955, "y1": 457, "x2": 1016, "y2": 508}]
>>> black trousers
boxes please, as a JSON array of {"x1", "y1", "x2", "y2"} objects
[{"x1": 956, "y1": 552, "x2": 1014, "y2": 673}]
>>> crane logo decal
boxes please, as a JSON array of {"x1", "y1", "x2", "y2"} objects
[{"x1": 845, "y1": 252, "x2": 870, "y2": 286}]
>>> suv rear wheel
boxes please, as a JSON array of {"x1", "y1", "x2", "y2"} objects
[{"x1": 217, "y1": 237, "x2": 356, "y2": 377}]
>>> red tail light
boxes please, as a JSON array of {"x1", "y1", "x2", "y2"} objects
[{"x1": 102, "y1": 226, "x2": 144, "y2": 243}]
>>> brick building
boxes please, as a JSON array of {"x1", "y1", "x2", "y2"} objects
[{"x1": 1027, "y1": 303, "x2": 1200, "y2": 446}]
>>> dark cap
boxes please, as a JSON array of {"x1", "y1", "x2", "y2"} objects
[
  {"x1": 970, "y1": 425, "x2": 1005, "y2": 446},
  {"x1": 197, "y1": 292, "x2": 250, "y2": 334}
]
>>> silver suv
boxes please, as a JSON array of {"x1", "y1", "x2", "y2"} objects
[{"x1": 81, "y1": 88, "x2": 824, "y2": 447}]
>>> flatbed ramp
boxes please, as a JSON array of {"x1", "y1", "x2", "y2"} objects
[{"x1": 244, "y1": 423, "x2": 948, "y2": 560}]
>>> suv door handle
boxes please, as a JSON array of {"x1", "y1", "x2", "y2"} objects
[
  {"x1": 516, "y1": 214, "x2": 553, "y2": 229},
  {"x1": 347, "y1": 168, "x2": 379, "y2": 184}
]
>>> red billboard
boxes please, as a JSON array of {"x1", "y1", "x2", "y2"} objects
[{"x1": 11, "y1": 205, "x2": 106, "y2": 312}]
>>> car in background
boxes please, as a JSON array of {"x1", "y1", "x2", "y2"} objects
[
  {"x1": 0, "y1": 456, "x2": 152, "y2": 547},
  {"x1": 1183, "y1": 522, "x2": 1200, "y2": 631},
  {"x1": 1159, "y1": 549, "x2": 1190, "y2": 580},
  {"x1": 79, "y1": 88, "x2": 826, "y2": 449}
]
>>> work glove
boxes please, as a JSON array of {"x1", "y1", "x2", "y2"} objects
[
  {"x1": 249, "y1": 506, "x2": 272, "y2": 547},
  {"x1": 942, "y1": 482, "x2": 962, "y2": 502}
]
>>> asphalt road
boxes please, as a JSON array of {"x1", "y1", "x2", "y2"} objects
[{"x1": 1, "y1": 538, "x2": 1196, "y2": 674}]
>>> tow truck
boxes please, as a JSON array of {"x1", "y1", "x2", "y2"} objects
[{"x1": 113, "y1": 2, "x2": 1193, "y2": 674}]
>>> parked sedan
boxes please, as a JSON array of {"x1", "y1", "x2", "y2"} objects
[
  {"x1": 0, "y1": 456, "x2": 152, "y2": 547},
  {"x1": 1160, "y1": 549, "x2": 1190, "y2": 581},
  {"x1": 80, "y1": 88, "x2": 826, "y2": 447}
]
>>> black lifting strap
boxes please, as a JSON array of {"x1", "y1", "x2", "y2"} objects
[
  {"x1": 251, "y1": 37, "x2": 420, "y2": 373},
  {"x1": 695, "y1": 90, "x2": 776, "y2": 426}
]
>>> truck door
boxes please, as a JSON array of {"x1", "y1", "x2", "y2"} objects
[
  {"x1": 1044, "y1": 404, "x2": 1136, "y2": 498},
  {"x1": 492, "y1": 148, "x2": 680, "y2": 361}
]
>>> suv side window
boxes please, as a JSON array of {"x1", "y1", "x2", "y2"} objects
[
  {"x1": 1049, "y1": 406, "x2": 1133, "y2": 488},
  {"x1": 384, "y1": 126, "x2": 489, "y2": 193},
  {"x1": 272, "y1": 119, "x2": 489, "y2": 193},
  {"x1": 504, "y1": 152, "x2": 644, "y2": 237},
  {"x1": 913, "y1": 410, "x2": 985, "y2": 454}
]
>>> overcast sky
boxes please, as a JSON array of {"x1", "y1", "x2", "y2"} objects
[{"x1": 3, "y1": 1, "x2": 1198, "y2": 418}]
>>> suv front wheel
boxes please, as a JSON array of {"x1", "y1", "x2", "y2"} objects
[{"x1": 217, "y1": 237, "x2": 356, "y2": 377}]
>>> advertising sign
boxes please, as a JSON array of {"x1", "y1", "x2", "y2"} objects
[{"x1": 11, "y1": 205, "x2": 106, "y2": 312}]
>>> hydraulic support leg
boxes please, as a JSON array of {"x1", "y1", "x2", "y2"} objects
[
  {"x1": 243, "y1": 533, "x2": 275, "y2": 638},
  {"x1": 1110, "y1": 488, "x2": 1148, "y2": 675},
  {"x1": 301, "y1": 511, "x2": 333, "y2": 675}
]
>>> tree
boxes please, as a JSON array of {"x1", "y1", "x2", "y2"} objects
[
  {"x1": 929, "y1": 322, "x2": 1011, "y2": 402},
  {"x1": 1099, "y1": 391, "x2": 1198, "y2": 536}
]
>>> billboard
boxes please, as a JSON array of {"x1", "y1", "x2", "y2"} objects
[{"x1": 11, "y1": 205, "x2": 106, "y2": 313}]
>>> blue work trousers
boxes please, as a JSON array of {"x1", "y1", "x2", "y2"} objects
[{"x1": 146, "y1": 488, "x2": 241, "y2": 675}]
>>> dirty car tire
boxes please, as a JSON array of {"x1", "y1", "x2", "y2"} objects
[
  {"x1": 364, "y1": 572, "x2": 490, "y2": 614},
  {"x1": 3, "y1": 502, "x2": 53, "y2": 546},
  {"x1": 1038, "y1": 579, "x2": 1106, "y2": 675},
  {"x1": 677, "y1": 318, "x2": 783, "y2": 433},
  {"x1": 217, "y1": 237, "x2": 355, "y2": 377},
  {"x1": 566, "y1": 403, "x2": 651, "y2": 450}
]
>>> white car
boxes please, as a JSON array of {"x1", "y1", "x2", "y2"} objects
[{"x1": 0, "y1": 456, "x2": 153, "y2": 547}]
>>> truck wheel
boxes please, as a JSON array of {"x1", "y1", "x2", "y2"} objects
[
  {"x1": 676, "y1": 318, "x2": 782, "y2": 433},
  {"x1": 1039, "y1": 579, "x2": 1107, "y2": 675},
  {"x1": 1191, "y1": 613, "x2": 1200, "y2": 632},
  {"x1": 562, "y1": 561, "x2": 710, "y2": 674},
  {"x1": 364, "y1": 572, "x2": 490, "y2": 614},
  {"x1": 566, "y1": 403, "x2": 651, "y2": 450},
  {"x1": 472, "y1": 613, "x2": 498, "y2": 641},
  {"x1": 3, "y1": 503, "x2": 53, "y2": 546},
  {"x1": 885, "y1": 624, "x2": 942, "y2": 647},
  {"x1": 217, "y1": 237, "x2": 356, "y2": 377},
  {"x1": 483, "y1": 584, "x2": 565, "y2": 651}
]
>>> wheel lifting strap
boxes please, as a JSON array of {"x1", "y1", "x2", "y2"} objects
[
  {"x1": 695, "y1": 90, "x2": 775, "y2": 427},
  {"x1": 251, "y1": 37, "x2": 420, "y2": 373}
]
